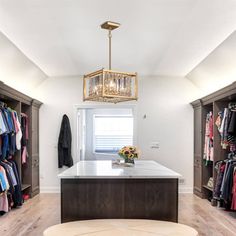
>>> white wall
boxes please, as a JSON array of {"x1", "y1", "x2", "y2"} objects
[
  {"x1": 34, "y1": 76, "x2": 83, "y2": 192},
  {"x1": 0, "y1": 31, "x2": 47, "y2": 96},
  {"x1": 34, "y1": 75, "x2": 200, "y2": 193},
  {"x1": 137, "y1": 76, "x2": 199, "y2": 192}
]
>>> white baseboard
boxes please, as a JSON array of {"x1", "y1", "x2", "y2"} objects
[
  {"x1": 179, "y1": 186, "x2": 193, "y2": 193},
  {"x1": 40, "y1": 186, "x2": 60, "y2": 193}
]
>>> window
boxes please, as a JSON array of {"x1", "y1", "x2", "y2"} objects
[{"x1": 94, "y1": 115, "x2": 133, "y2": 154}]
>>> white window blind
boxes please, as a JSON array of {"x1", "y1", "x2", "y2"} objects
[{"x1": 94, "y1": 115, "x2": 133, "y2": 154}]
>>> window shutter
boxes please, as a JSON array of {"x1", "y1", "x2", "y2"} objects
[{"x1": 94, "y1": 116, "x2": 133, "y2": 154}]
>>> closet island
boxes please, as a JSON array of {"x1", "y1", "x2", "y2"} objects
[{"x1": 58, "y1": 160, "x2": 181, "y2": 223}]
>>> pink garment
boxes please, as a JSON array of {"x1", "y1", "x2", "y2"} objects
[
  {"x1": 203, "y1": 111, "x2": 214, "y2": 162},
  {"x1": 0, "y1": 192, "x2": 9, "y2": 213},
  {"x1": 22, "y1": 146, "x2": 27, "y2": 164},
  {"x1": 11, "y1": 111, "x2": 19, "y2": 133}
]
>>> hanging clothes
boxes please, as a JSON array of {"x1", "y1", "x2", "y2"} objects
[
  {"x1": 0, "y1": 111, "x2": 8, "y2": 135},
  {"x1": 58, "y1": 114, "x2": 73, "y2": 168},
  {"x1": 203, "y1": 111, "x2": 214, "y2": 163},
  {"x1": 213, "y1": 156, "x2": 236, "y2": 210},
  {"x1": 214, "y1": 103, "x2": 236, "y2": 210},
  {"x1": 220, "y1": 108, "x2": 232, "y2": 149},
  {"x1": 215, "y1": 111, "x2": 223, "y2": 132},
  {"x1": 213, "y1": 161, "x2": 226, "y2": 200},
  {"x1": 0, "y1": 105, "x2": 21, "y2": 160},
  {"x1": 221, "y1": 160, "x2": 236, "y2": 205},
  {"x1": 0, "y1": 192, "x2": 8, "y2": 213},
  {"x1": 15, "y1": 112, "x2": 22, "y2": 151},
  {"x1": 0, "y1": 102, "x2": 24, "y2": 215},
  {"x1": 0, "y1": 159, "x2": 22, "y2": 215},
  {"x1": 228, "y1": 111, "x2": 236, "y2": 135},
  {"x1": 231, "y1": 170, "x2": 236, "y2": 210},
  {"x1": 216, "y1": 106, "x2": 236, "y2": 151}
]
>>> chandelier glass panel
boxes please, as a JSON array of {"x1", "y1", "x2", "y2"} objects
[{"x1": 83, "y1": 21, "x2": 138, "y2": 103}]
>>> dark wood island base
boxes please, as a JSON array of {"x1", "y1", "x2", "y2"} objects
[{"x1": 61, "y1": 178, "x2": 178, "y2": 223}]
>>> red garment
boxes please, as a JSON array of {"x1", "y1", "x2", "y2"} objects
[
  {"x1": 23, "y1": 194, "x2": 30, "y2": 201},
  {"x1": 231, "y1": 171, "x2": 236, "y2": 210}
]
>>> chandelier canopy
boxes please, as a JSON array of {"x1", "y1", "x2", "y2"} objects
[{"x1": 83, "y1": 21, "x2": 138, "y2": 103}]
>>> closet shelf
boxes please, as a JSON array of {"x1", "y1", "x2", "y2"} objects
[
  {"x1": 22, "y1": 184, "x2": 31, "y2": 191},
  {"x1": 203, "y1": 185, "x2": 213, "y2": 192}
]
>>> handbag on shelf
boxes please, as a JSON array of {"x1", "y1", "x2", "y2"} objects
[{"x1": 207, "y1": 177, "x2": 214, "y2": 189}]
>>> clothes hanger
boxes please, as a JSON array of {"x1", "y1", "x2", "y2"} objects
[
  {"x1": 228, "y1": 102, "x2": 236, "y2": 111},
  {"x1": 227, "y1": 152, "x2": 236, "y2": 159},
  {"x1": 0, "y1": 101, "x2": 7, "y2": 108}
]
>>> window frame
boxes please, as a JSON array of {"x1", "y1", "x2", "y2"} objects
[{"x1": 74, "y1": 104, "x2": 138, "y2": 161}]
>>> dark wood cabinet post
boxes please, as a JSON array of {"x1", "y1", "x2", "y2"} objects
[
  {"x1": 30, "y1": 99, "x2": 42, "y2": 197},
  {"x1": 192, "y1": 100, "x2": 203, "y2": 197}
]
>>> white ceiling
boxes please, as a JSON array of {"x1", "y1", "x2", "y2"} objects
[{"x1": 0, "y1": 0, "x2": 236, "y2": 77}]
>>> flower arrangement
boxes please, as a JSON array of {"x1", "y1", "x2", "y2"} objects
[{"x1": 118, "y1": 146, "x2": 139, "y2": 164}]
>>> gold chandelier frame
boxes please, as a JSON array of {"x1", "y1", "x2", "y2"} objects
[{"x1": 83, "y1": 21, "x2": 138, "y2": 103}]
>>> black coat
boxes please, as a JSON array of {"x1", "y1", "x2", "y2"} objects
[{"x1": 58, "y1": 114, "x2": 73, "y2": 168}]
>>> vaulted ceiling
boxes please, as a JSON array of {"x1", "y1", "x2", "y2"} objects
[
  {"x1": 0, "y1": 0, "x2": 236, "y2": 77},
  {"x1": 187, "y1": 30, "x2": 236, "y2": 95}
]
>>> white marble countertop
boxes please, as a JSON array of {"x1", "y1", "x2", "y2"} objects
[{"x1": 58, "y1": 160, "x2": 181, "y2": 179}]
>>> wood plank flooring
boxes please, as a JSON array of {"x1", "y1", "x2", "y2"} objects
[
  {"x1": 0, "y1": 193, "x2": 235, "y2": 236},
  {"x1": 0, "y1": 194, "x2": 60, "y2": 236},
  {"x1": 179, "y1": 194, "x2": 236, "y2": 236}
]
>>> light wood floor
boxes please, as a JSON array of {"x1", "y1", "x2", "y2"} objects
[
  {"x1": 179, "y1": 194, "x2": 236, "y2": 236},
  {"x1": 0, "y1": 193, "x2": 235, "y2": 236}
]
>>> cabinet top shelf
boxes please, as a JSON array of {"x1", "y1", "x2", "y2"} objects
[
  {"x1": 191, "y1": 81, "x2": 236, "y2": 106},
  {"x1": 0, "y1": 80, "x2": 42, "y2": 106}
]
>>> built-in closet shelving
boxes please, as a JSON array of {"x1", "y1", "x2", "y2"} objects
[
  {"x1": 0, "y1": 81, "x2": 42, "y2": 197},
  {"x1": 191, "y1": 82, "x2": 236, "y2": 204}
]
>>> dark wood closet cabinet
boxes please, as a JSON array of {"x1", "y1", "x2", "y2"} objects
[
  {"x1": 0, "y1": 81, "x2": 42, "y2": 197},
  {"x1": 191, "y1": 82, "x2": 236, "y2": 199}
]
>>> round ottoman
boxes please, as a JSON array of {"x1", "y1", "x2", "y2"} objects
[{"x1": 44, "y1": 219, "x2": 198, "y2": 236}]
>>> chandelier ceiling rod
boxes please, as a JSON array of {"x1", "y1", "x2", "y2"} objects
[
  {"x1": 101, "y1": 21, "x2": 120, "y2": 70},
  {"x1": 108, "y1": 29, "x2": 112, "y2": 70}
]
